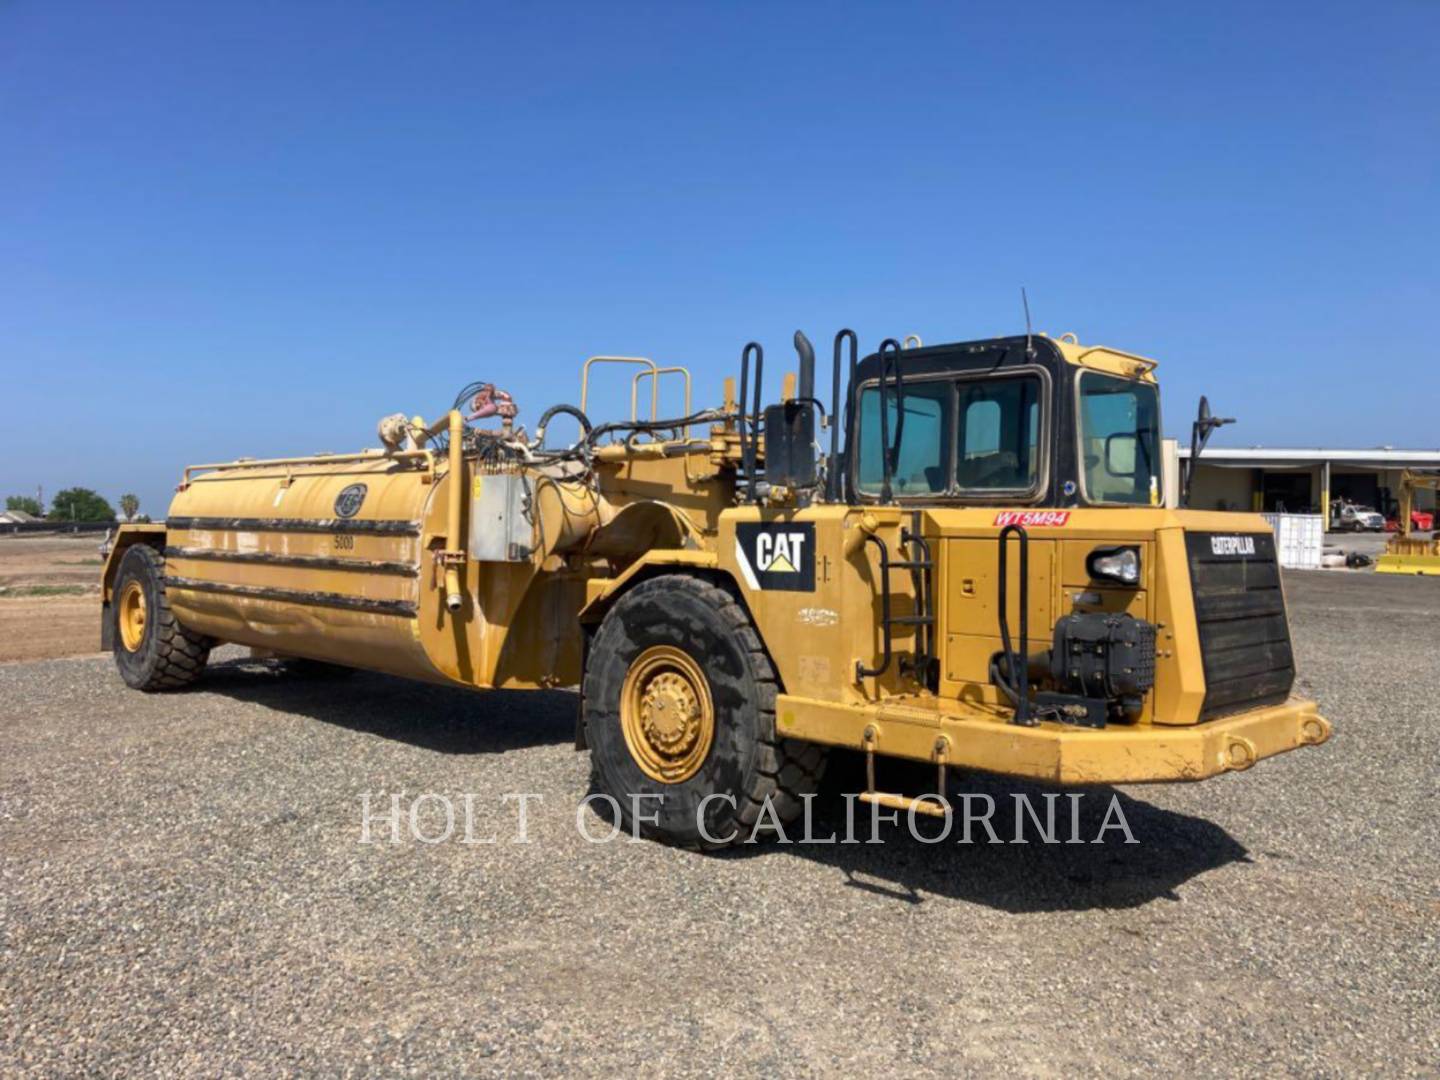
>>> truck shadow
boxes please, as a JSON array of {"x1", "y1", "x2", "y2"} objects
[
  {"x1": 201, "y1": 658, "x2": 577, "y2": 754},
  {"x1": 203, "y1": 659, "x2": 1247, "y2": 913},
  {"x1": 719, "y1": 757, "x2": 1251, "y2": 914}
]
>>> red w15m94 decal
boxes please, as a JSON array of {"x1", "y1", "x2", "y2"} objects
[{"x1": 994, "y1": 510, "x2": 1071, "y2": 527}]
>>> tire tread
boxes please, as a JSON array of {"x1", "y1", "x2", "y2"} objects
[
  {"x1": 587, "y1": 573, "x2": 826, "y2": 850},
  {"x1": 114, "y1": 544, "x2": 211, "y2": 691}
]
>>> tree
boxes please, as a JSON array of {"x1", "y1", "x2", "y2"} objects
[
  {"x1": 45, "y1": 488, "x2": 115, "y2": 523},
  {"x1": 119, "y1": 493, "x2": 141, "y2": 520},
  {"x1": 5, "y1": 495, "x2": 42, "y2": 516}
]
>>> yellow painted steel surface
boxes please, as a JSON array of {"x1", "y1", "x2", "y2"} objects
[
  {"x1": 160, "y1": 451, "x2": 597, "y2": 689},
  {"x1": 619, "y1": 644, "x2": 716, "y2": 783},
  {"x1": 774, "y1": 692, "x2": 1329, "y2": 784},
  {"x1": 701, "y1": 505, "x2": 1270, "y2": 724},
  {"x1": 1375, "y1": 547, "x2": 1440, "y2": 575},
  {"x1": 118, "y1": 580, "x2": 147, "y2": 651},
  {"x1": 164, "y1": 454, "x2": 443, "y2": 682}
]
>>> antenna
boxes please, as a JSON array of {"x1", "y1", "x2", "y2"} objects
[{"x1": 1021, "y1": 287, "x2": 1033, "y2": 357}]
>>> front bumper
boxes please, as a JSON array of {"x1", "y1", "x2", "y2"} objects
[{"x1": 775, "y1": 694, "x2": 1332, "y2": 785}]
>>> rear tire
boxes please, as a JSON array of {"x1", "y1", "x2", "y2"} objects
[
  {"x1": 112, "y1": 544, "x2": 211, "y2": 691},
  {"x1": 582, "y1": 574, "x2": 826, "y2": 849}
]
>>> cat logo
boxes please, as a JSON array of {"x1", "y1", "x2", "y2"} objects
[
  {"x1": 734, "y1": 522, "x2": 816, "y2": 592},
  {"x1": 757, "y1": 531, "x2": 803, "y2": 573}
]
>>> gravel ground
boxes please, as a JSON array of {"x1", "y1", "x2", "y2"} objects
[{"x1": 1, "y1": 571, "x2": 1437, "y2": 1076}]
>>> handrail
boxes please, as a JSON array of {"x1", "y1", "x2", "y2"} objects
[
  {"x1": 855, "y1": 533, "x2": 893, "y2": 680},
  {"x1": 737, "y1": 343, "x2": 764, "y2": 503},
  {"x1": 580, "y1": 356, "x2": 658, "y2": 419},
  {"x1": 630, "y1": 365, "x2": 693, "y2": 429},
  {"x1": 830, "y1": 329, "x2": 857, "y2": 504},
  {"x1": 183, "y1": 448, "x2": 434, "y2": 487},
  {"x1": 876, "y1": 338, "x2": 904, "y2": 503},
  {"x1": 996, "y1": 524, "x2": 1035, "y2": 726}
]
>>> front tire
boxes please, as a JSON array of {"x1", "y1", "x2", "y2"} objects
[
  {"x1": 582, "y1": 575, "x2": 826, "y2": 849},
  {"x1": 112, "y1": 544, "x2": 211, "y2": 691}
]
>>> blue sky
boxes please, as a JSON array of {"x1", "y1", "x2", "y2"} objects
[{"x1": 3, "y1": 2, "x2": 1437, "y2": 516}]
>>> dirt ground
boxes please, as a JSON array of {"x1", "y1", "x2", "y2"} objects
[{"x1": 0, "y1": 535, "x2": 106, "y2": 663}]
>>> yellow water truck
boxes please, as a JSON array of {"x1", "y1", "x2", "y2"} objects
[{"x1": 102, "y1": 332, "x2": 1330, "y2": 847}]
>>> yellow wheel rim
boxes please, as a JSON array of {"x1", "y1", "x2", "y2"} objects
[
  {"x1": 118, "y1": 580, "x2": 148, "y2": 652},
  {"x1": 620, "y1": 645, "x2": 715, "y2": 784}
]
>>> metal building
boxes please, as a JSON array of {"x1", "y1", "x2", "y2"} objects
[{"x1": 1180, "y1": 447, "x2": 1440, "y2": 520}]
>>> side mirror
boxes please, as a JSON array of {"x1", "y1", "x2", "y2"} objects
[
  {"x1": 1104, "y1": 432, "x2": 1138, "y2": 477},
  {"x1": 1182, "y1": 395, "x2": 1236, "y2": 506}
]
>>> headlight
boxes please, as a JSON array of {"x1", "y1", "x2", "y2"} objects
[{"x1": 1087, "y1": 546, "x2": 1141, "y2": 586}]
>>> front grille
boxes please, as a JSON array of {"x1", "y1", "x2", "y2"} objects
[{"x1": 1184, "y1": 531, "x2": 1295, "y2": 720}]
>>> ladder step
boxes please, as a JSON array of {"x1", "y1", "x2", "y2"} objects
[
  {"x1": 888, "y1": 560, "x2": 933, "y2": 570},
  {"x1": 858, "y1": 791, "x2": 949, "y2": 819},
  {"x1": 885, "y1": 615, "x2": 934, "y2": 625}
]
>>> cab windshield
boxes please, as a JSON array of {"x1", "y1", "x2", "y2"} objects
[{"x1": 1078, "y1": 372, "x2": 1161, "y2": 504}]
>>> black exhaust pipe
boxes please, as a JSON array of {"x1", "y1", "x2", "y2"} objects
[{"x1": 793, "y1": 329, "x2": 815, "y2": 404}]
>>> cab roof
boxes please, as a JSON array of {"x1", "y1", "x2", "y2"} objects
[{"x1": 853, "y1": 333, "x2": 1159, "y2": 385}]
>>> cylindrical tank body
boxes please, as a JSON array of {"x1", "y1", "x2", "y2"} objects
[
  {"x1": 164, "y1": 454, "x2": 449, "y2": 682},
  {"x1": 158, "y1": 441, "x2": 715, "y2": 690}
]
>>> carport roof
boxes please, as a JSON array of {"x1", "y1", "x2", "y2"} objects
[{"x1": 1177, "y1": 447, "x2": 1440, "y2": 469}]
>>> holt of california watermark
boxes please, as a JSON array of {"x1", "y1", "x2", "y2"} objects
[{"x1": 358, "y1": 791, "x2": 1139, "y2": 846}]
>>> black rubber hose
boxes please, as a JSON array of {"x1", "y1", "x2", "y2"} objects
[{"x1": 533, "y1": 403, "x2": 592, "y2": 455}]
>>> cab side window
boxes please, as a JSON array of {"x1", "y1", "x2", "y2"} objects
[
  {"x1": 856, "y1": 381, "x2": 950, "y2": 496},
  {"x1": 955, "y1": 377, "x2": 1041, "y2": 491}
]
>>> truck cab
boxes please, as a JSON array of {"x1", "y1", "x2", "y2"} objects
[
  {"x1": 670, "y1": 331, "x2": 1330, "y2": 804},
  {"x1": 849, "y1": 334, "x2": 1161, "y2": 510}
]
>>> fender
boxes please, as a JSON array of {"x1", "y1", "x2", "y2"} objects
[
  {"x1": 99, "y1": 524, "x2": 168, "y2": 650},
  {"x1": 574, "y1": 548, "x2": 730, "y2": 751},
  {"x1": 578, "y1": 549, "x2": 723, "y2": 626}
]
